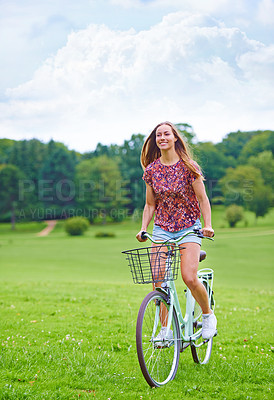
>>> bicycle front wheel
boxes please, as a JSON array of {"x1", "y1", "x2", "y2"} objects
[
  {"x1": 191, "y1": 282, "x2": 214, "y2": 364},
  {"x1": 136, "y1": 291, "x2": 180, "y2": 387}
]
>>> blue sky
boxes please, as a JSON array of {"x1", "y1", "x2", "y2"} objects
[{"x1": 0, "y1": 0, "x2": 273, "y2": 152}]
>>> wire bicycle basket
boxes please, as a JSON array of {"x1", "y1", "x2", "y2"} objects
[{"x1": 122, "y1": 245, "x2": 181, "y2": 284}]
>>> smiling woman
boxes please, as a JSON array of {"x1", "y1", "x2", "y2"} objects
[{"x1": 136, "y1": 121, "x2": 217, "y2": 339}]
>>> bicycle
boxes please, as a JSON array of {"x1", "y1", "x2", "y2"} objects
[{"x1": 122, "y1": 229, "x2": 216, "y2": 387}]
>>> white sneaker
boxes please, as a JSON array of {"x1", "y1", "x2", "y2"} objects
[
  {"x1": 154, "y1": 327, "x2": 173, "y2": 347},
  {"x1": 202, "y1": 313, "x2": 217, "y2": 339}
]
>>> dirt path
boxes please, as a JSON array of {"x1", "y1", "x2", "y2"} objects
[{"x1": 37, "y1": 220, "x2": 57, "y2": 237}]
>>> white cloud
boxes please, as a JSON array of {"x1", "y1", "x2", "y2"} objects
[
  {"x1": 111, "y1": 0, "x2": 248, "y2": 17},
  {"x1": 257, "y1": 0, "x2": 274, "y2": 25},
  {"x1": 1, "y1": 11, "x2": 273, "y2": 151},
  {"x1": 237, "y1": 44, "x2": 274, "y2": 81}
]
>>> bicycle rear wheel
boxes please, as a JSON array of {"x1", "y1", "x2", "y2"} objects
[
  {"x1": 191, "y1": 282, "x2": 215, "y2": 364},
  {"x1": 136, "y1": 291, "x2": 180, "y2": 387}
]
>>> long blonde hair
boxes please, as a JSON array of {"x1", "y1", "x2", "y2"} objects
[{"x1": 141, "y1": 122, "x2": 202, "y2": 178}]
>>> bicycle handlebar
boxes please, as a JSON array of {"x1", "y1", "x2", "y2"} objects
[{"x1": 141, "y1": 229, "x2": 214, "y2": 244}]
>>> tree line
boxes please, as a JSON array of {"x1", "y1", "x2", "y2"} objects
[{"x1": 0, "y1": 125, "x2": 273, "y2": 228}]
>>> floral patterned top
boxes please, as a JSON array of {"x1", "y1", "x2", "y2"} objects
[{"x1": 143, "y1": 158, "x2": 201, "y2": 232}]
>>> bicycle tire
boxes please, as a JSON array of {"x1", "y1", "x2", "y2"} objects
[
  {"x1": 191, "y1": 282, "x2": 215, "y2": 364},
  {"x1": 136, "y1": 291, "x2": 181, "y2": 387}
]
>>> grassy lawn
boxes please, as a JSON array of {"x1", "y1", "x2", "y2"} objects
[{"x1": 0, "y1": 208, "x2": 273, "y2": 399}]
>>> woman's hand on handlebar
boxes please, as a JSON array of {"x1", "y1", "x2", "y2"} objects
[
  {"x1": 201, "y1": 226, "x2": 214, "y2": 238},
  {"x1": 136, "y1": 230, "x2": 147, "y2": 242}
]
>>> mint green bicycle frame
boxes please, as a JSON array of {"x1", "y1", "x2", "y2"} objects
[{"x1": 144, "y1": 231, "x2": 214, "y2": 345}]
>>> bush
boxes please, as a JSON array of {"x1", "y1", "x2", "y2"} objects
[
  {"x1": 64, "y1": 217, "x2": 89, "y2": 236},
  {"x1": 95, "y1": 232, "x2": 115, "y2": 238},
  {"x1": 225, "y1": 204, "x2": 244, "y2": 227}
]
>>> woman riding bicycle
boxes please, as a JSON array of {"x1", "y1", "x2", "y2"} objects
[{"x1": 136, "y1": 121, "x2": 217, "y2": 339}]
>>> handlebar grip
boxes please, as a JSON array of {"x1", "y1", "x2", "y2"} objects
[
  {"x1": 193, "y1": 228, "x2": 215, "y2": 239},
  {"x1": 141, "y1": 231, "x2": 147, "y2": 240}
]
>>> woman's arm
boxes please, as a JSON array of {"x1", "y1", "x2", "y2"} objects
[
  {"x1": 192, "y1": 177, "x2": 214, "y2": 237},
  {"x1": 136, "y1": 184, "x2": 156, "y2": 242}
]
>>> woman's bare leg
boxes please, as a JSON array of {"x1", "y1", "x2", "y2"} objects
[
  {"x1": 152, "y1": 244, "x2": 169, "y2": 326},
  {"x1": 180, "y1": 242, "x2": 211, "y2": 314}
]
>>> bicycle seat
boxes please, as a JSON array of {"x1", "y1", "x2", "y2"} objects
[{"x1": 199, "y1": 250, "x2": 206, "y2": 262}]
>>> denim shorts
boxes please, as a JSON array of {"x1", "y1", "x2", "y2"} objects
[{"x1": 152, "y1": 219, "x2": 202, "y2": 246}]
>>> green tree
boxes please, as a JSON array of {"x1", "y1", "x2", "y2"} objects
[
  {"x1": 82, "y1": 142, "x2": 121, "y2": 161},
  {"x1": 0, "y1": 139, "x2": 15, "y2": 163},
  {"x1": 8, "y1": 139, "x2": 48, "y2": 181},
  {"x1": 220, "y1": 165, "x2": 272, "y2": 220},
  {"x1": 0, "y1": 164, "x2": 24, "y2": 228},
  {"x1": 40, "y1": 145, "x2": 77, "y2": 219},
  {"x1": 83, "y1": 135, "x2": 146, "y2": 214},
  {"x1": 225, "y1": 204, "x2": 244, "y2": 227},
  {"x1": 175, "y1": 123, "x2": 197, "y2": 145},
  {"x1": 247, "y1": 186, "x2": 272, "y2": 221},
  {"x1": 248, "y1": 151, "x2": 274, "y2": 191},
  {"x1": 75, "y1": 155, "x2": 129, "y2": 222},
  {"x1": 75, "y1": 159, "x2": 98, "y2": 220},
  {"x1": 195, "y1": 142, "x2": 235, "y2": 201},
  {"x1": 216, "y1": 130, "x2": 258, "y2": 161},
  {"x1": 239, "y1": 131, "x2": 274, "y2": 163},
  {"x1": 6, "y1": 139, "x2": 49, "y2": 218},
  {"x1": 118, "y1": 134, "x2": 145, "y2": 212},
  {"x1": 220, "y1": 165, "x2": 263, "y2": 206}
]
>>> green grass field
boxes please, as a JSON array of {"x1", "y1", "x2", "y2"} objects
[{"x1": 0, "y1": 207, "x2": 273, "y2": 399}]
